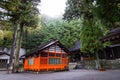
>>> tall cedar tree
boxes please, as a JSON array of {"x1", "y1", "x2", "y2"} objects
[
  {"x1": 63, "y1": 0, "x2": 112, "y2": 69},
  {"x1": 0, "y1": 0, "x2": 40, "y2": 73}
]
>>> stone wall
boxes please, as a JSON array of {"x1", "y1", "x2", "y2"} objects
[
  {"x1": 70, "y1": 59, "x2": 120, "y2": 70},
  {"x1": 103, "y1": 59, "x2": 120, "y2": 69}
]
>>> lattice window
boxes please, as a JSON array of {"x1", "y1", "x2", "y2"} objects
[
  {"x1": 56, "y1": 46, "x2": 61, "y2": 52},
  {"x1": 49, "y1": 58, "x2": 61, "y2": 64},
  {"x1": 49, "y1": 45, "x2": 55, "y2": 52},
  {"x1": 28, "y1": 58, "x2": 34, "y2": 65}
]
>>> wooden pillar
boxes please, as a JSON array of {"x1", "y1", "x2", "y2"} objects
[
  {"x1": 111, "y1": 48, "x2": 115, "y2": 59},
  {"x1": 39, "y1": 54, "x2": 41, "y2": 71},
  {"x1": 47, "y1": 48, "x2": 49, "y2": 71},
  {"x1": 104, "y1": 49, "x2": 107, "y2": 60}
]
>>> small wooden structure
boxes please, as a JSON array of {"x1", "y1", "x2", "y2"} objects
[
  {"x1": 23, "y1": 39, "x2": 69, "y2": 71},
  {"x1": 69, "y1": 41, "x2": 81, "y2": 62},
  {"x1": 0, "y1": 48, "x2": 25, "y2": 69},
  {"x1": 0, "y1": 52, "x2": 9, "y2": 68},
  {"x1": 69, "y1": 41, "x2": 93, "y2": 62}
]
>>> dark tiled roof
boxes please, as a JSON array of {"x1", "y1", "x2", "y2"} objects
[
  {"x1": 0, "y1": 51, "x2": 16, "y2": 59},
  {"x1": 0, "y1": 51, "x2": 10, "y2": 56},
  {"x1": 100, "y1": 27, "x2": 120, "y2": 41},
  {"x1": 24, "y1": 39, "x2": 70, "y2": 57},
  {"x1": 69, "y1": 41, "x2": 82, "y2": 52},
  {"x1": 109, "y1": 44, "x2": 120, "y2": 48},
  {"x1": 110, "y1": 27, "x2": 120, "y2": 33}
]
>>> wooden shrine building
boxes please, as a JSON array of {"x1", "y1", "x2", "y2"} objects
[
  {"x1": 23, "y1": 39, "x2": 69, "y2": 72},
  {"x1": 70, "y1": 27, "x2": 120, "y2": 60},
  {"x1": 100, "y1": 27, "x2": 120, "y2": 59}
]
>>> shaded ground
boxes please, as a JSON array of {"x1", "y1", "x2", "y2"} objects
[{"x1": 0, "y1": 70, "x2": 120, "y2": 80}]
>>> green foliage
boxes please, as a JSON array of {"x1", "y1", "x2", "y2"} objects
[
  {"x1": 63, "y1": 0, "x2": 81, "y2": 20},
  {"x1": 64, "y1": 0, "x2": 120, "y2": 28},
  {"x1": 0, "y1": 30, "x2": 4, "y2": 40},
  {"x1": 63, "y1": 0, "x2": 94, "y2": 21},
  {"x1": 4, "y1": 31, "x2": 13, "y2": 39},
  {"x1": 93, "y1": 0, "x2": 120, "y2": 27},
  {"x1": 80, "y1": 19, "x2": 108, "y2": 54},
  {"x1": 41, "y1": 18, "x2": 82, "y2": 48},
  {"x1": 0, "y1": 29, "x2": 13, "y2": 48},
  {"x1": 0, "y1": 0, "x2": 40, "y2": 23},
  {"x1": 63, "y1": 0, "x2": 112, "y2": 55},
  {"x1": 25, "y1": 17, "x2": 82, "y2": 51},
  {"x1": 0, "y1": 0, "x2": 40, "y2": 48},
  {"x1": 25, "y1": 27, "x2": 45, "y2": 51}
]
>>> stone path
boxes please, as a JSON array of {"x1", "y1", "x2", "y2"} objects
[{"x1": 0, "y1": 70, "x2": 120, "y2": 80}]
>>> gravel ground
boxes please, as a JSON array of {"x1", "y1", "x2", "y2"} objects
[{"x1": 0, "y1": 70, "x2": 120, "y2": 80}]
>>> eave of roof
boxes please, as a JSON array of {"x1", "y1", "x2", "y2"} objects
[
  {"x1": 0, "y1": 51, "x2": 10, "y2": 56},
  {"x1": 109, "y1": 44, "x2": 120, "y2": 48},
  {"x1": 100, "y1": 27, "x2": 120, "y2": 41},
  {"x1": 24, "y1": 39, "x2": 70, "y2": 57},
  {"x1": 69, "y1": 41, "x2": 81, "y2": 52}
]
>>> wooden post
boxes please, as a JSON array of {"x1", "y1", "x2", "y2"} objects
[{"x1": 111, "y1": 48, "x2": 115, "y2": 59}]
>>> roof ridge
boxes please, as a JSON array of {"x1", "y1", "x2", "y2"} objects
[{"x1": 24, "y1": 39, "x2": 70, "y2": 57}]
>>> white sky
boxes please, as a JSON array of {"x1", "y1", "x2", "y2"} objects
[{"x1": 38, "y1": 0, "x2": 67, "y2": 17}]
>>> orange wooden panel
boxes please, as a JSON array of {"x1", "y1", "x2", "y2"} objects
[
  {"x1": 24, "y1": 50, "x2": 69, "y2": 71},
  {"x1": 24, "y1": 59, "x2": 28, "y2": 70}
]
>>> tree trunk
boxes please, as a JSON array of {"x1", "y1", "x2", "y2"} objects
[
  {"x1": 25, "y1": 28, "x2": 28, "y2": 53},
  {"x1": 95, "y1": 51, "x2": 101, "y2": 70},
  {"x1": 13, "y1": 23, "x2": 23, "y2": 73},
  {"x1": 8, "y1": 24, "x2": 18, "y2": 74}
]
